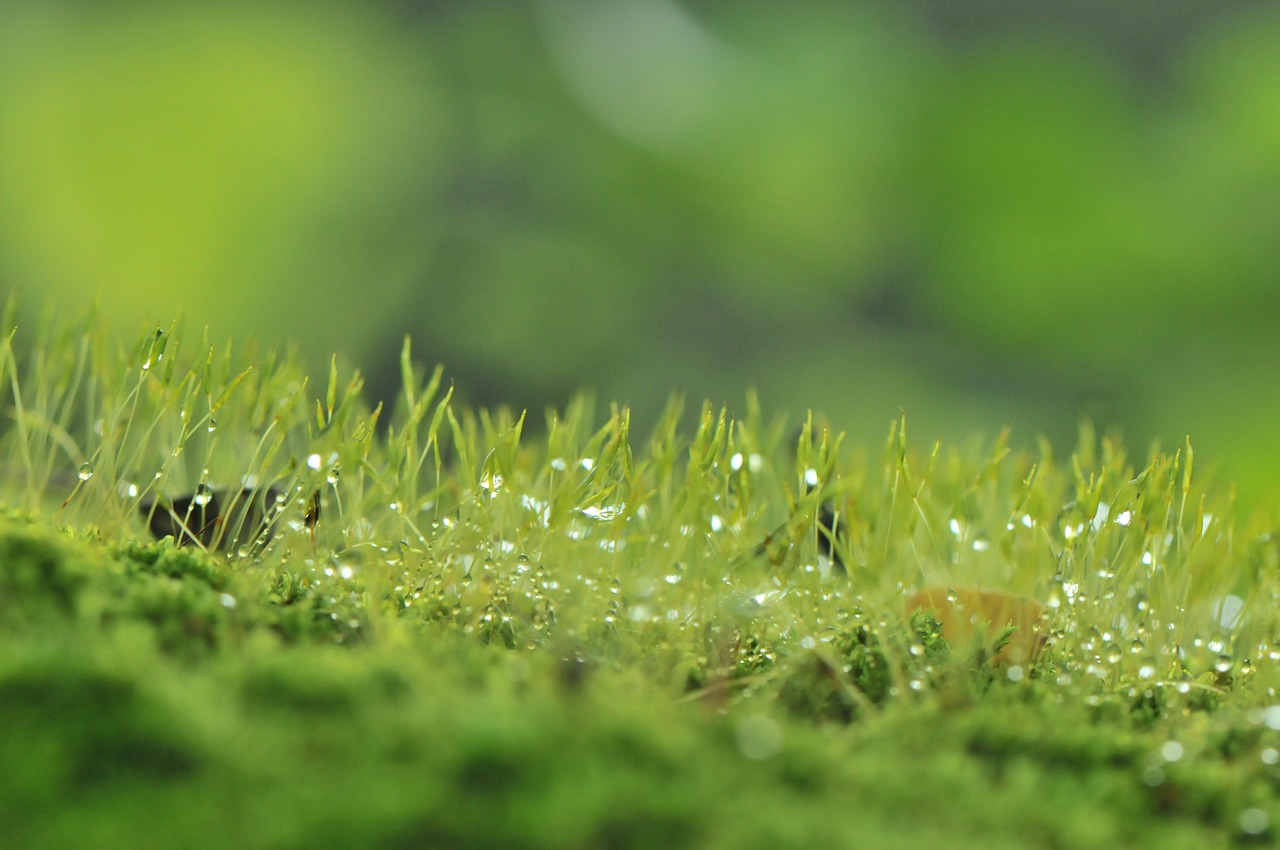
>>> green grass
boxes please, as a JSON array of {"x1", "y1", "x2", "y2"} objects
[{"x1": 2, "y1": 309, "x2": 1280, "y2": 849}]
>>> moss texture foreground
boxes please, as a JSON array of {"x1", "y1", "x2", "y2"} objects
[{"x1": 2, "y1": 315, "x2": 1280, "y2": 848}]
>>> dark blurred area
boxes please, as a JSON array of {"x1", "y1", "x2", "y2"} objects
[{"x1": 1, "y1": 0, "x2": 1278, "y2": 501}]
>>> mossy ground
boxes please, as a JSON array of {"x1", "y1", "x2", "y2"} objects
[{"x1": 2, "y1": 313, "x2": 1280, "y2": 849}]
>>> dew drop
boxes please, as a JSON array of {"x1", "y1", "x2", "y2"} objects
[
  {"x1": 207, "y1": 418, "x2": 217, "y2": 433},
  {"x1": 77, "y1": 462, "x2": 94, "y2": 481}
]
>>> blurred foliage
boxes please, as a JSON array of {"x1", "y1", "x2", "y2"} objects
[{"x1": 1, "y1": 0, "x2": 1279, "y2": 502}]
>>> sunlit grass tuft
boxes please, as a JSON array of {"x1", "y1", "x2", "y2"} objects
[{"x1": 3, "y1": 308, "x2": 1280, "y2": 848}]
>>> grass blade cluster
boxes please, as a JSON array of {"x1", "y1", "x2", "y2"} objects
[{"x1": 2, "y1": 313, "x2": 1280, "y2": 848}]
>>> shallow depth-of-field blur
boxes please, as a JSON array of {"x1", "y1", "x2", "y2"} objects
[{"x1": 2, "y1": 0, "x2": 1279, "y2": 501}]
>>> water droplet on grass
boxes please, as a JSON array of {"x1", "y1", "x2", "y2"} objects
[
  {"x1": 77, "y1": 462, "x2": 94, "y2": 481},
  {"x1": 583, "y1": 503, "x2": 625, "y2": 521}
]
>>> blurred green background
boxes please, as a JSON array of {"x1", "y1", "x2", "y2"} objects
[{"x1": 2, "y1": 0, "x2": 1279, "y2": 502}]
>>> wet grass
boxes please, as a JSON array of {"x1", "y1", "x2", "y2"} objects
[{"x1": 3, "y1": 309, "x2": 1280, "y2": 848}]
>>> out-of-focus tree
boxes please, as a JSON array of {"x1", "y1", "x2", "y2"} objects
[
  {"x1": 2, "y1": 0, "x2": 1279, "y2": 503},
  {"x1": 0, "y1": 1, "x2": 447, "y2": 358}
]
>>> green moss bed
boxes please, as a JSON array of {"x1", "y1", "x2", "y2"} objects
[{"x1": 2, "y1": 315, "x2": 1280, "y2": 848}]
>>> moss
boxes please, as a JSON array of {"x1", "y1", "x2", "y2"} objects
[
  {"x1": 1, "y1": 317, "x2": 1279, "y2": 848},
  {"x1": 0, "y1": 661, "x2": 202, "y2": 816},
  {"x1": 0, "y1": 521, "x2": 91, "y2": 626}
]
